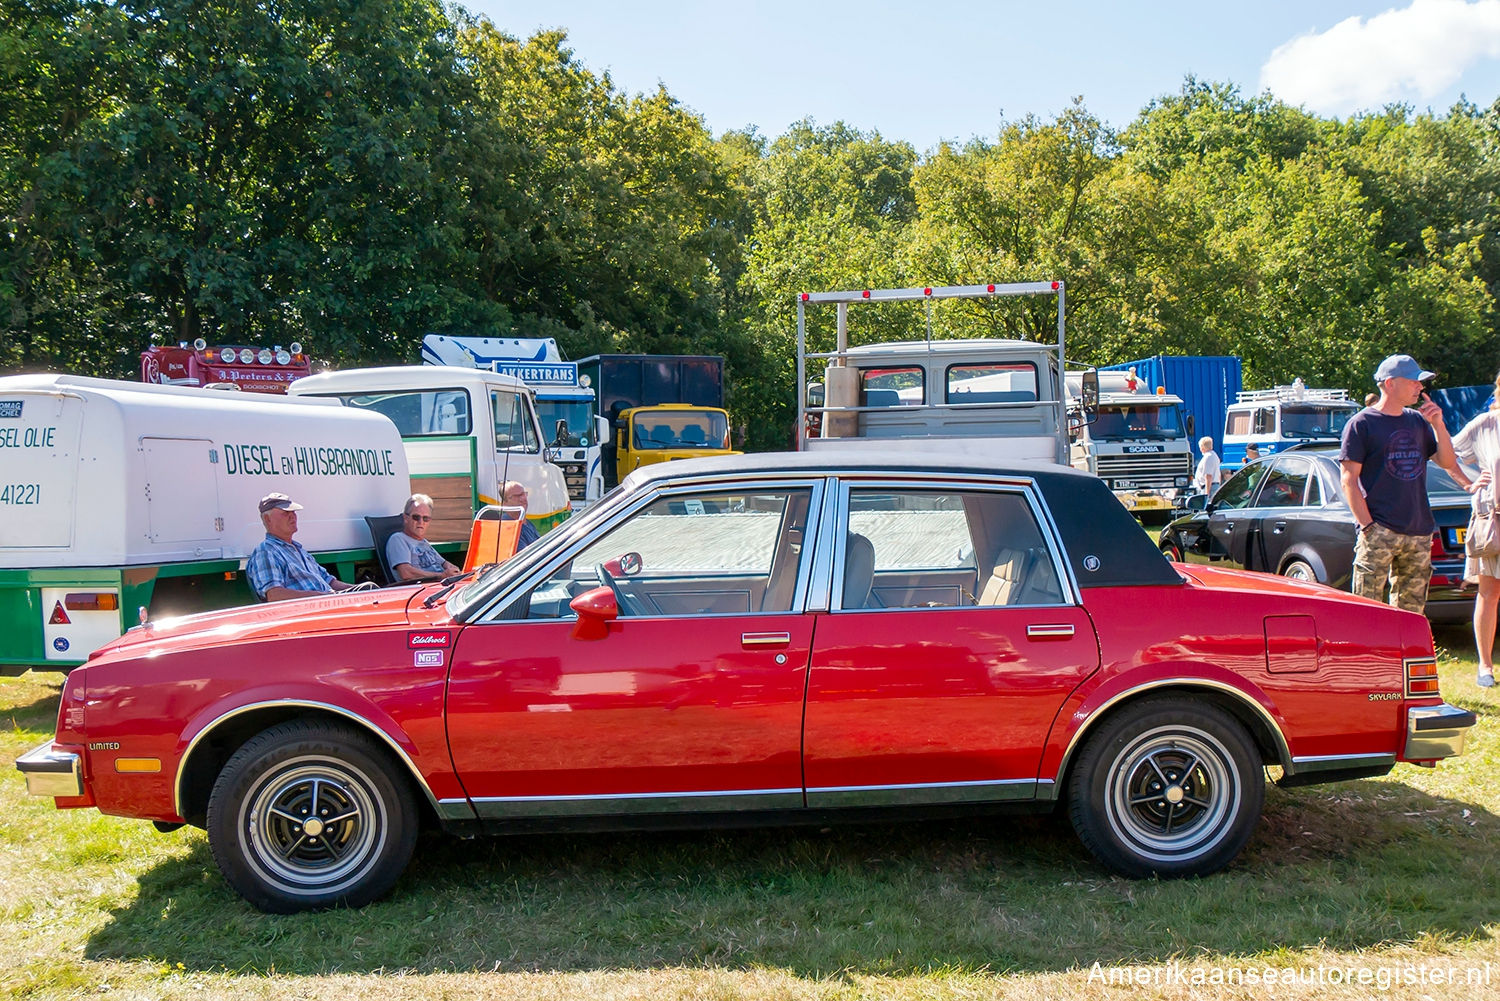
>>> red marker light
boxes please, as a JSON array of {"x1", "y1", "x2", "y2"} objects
[
  {"x1": 1051, "y1": 281, "x2": 1060, "y2": 290},
  {"x1": 986, "y1": 284, "x2": 996, "y2": 293},
  {"x1": 923, "y1": 287, "x2": 932, "y2": 295},
  {"x1": 862, "y1": 290, "x2": 870, "y2": 298},
  {"x1": 801, "y1": 293, "x2": 810, "y2": 301}
]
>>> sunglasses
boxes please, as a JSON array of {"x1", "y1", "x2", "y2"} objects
[{"x1": 406, "y1": 514, "x2": 432, "y2": 522}]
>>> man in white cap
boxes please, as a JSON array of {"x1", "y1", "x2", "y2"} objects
[
  {"x1": 1339, "y1": 355, "x2": 1472, "y2": 612},
  {"x1": 246, "y1": 492, "x2": 355, "y2": 601}
]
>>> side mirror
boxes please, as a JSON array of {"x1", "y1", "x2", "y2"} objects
[
  {"x1": 569, "y1": 586, "x2": 618, "y2": 641},
  {"x1": 1186, "y1": 494, "x2": 1209, "y2": 512},
  {"x1": 1080, "y1": 369, "x2": 1099, "y2": 409},
  {"x1": 1185, "y1": 414, "x2": 1196, "y2": 437}
]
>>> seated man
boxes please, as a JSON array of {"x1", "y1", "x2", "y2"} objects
[
  {"x1": 387, "y1": 493, "x2": 461, "y2": 582},
  {"x1": 502, "y1": 480, "x2": 541, "y2": 550},
  {"x1": 247, "y1": 493, "x2": 355, "y2": 601}
]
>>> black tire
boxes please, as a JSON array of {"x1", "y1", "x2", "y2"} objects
[
  {"x1": 1280, "y1": 558, "x2": 1318, "y2": 583},
  {"x1": 206, "y1": 721, "x2": 418, "y2": 913},
  {"x1": 1160, "y1": 540, "x2": 1184, "y2": 563},
  {"x1": 1067, "y1": 699, "x2": 1263, "y2": 878}
]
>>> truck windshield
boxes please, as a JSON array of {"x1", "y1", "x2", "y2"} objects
[
  {"x1": 1090, "y1": 403, "x2": 1184, "y2": 441},
  {"x1": 633, "y1": 410, "x2": 729, "y2": 450},
  {"x1": 537, "y1": 400, "x2": 595, "y2": 447},
  {"x1": 319, "y1": 389, "x2": 471, "y2": 436},
  {"x1": 1280, "y1": 404, "x2": 1358, "y2": 439}
]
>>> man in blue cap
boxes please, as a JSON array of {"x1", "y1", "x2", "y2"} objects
[{"x1": 1340, "y1": 355, "x2": 1473, "y2": 612}]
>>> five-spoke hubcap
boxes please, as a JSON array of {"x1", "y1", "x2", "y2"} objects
[
  {"x1": 1106, "y1": 727, "x2": 1239, "y2": 863},
  {"x1": 242, "y1": 759, "x2": 385, "y2": 893}
]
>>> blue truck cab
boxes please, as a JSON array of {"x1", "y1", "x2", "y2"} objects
[{"x1": 1221, "y1": 380, "x2": 1362, "y2": 472}]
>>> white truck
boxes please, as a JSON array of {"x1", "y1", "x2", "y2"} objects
[
  {"x1": 1221, "y1": 380, "x2": 1362, "y2": 471},
  {"x1": 289, "y1": 365, "x2": 572, "y2": 539},
  {"x1": 1065, "y1": 369, "x2": 1195, "y2": 521},
  {"x1": 419, "y1": 335, "x2": 607, "y2": 510},
  {"x1": 796, "y1": 281, "x2": 1072, "y2": 464},
  {"x1": 0, "y1": 374, "x2": 412, "y2": 672}
]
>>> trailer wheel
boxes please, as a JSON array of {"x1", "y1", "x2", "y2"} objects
[{"x1": 207, "y1": 721, "x2": 417, "y2": 913}]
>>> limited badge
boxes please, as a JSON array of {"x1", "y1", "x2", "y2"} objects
[
  {"x1": 1082, "y1": 555, "x2": 1101, "y2": 573},
  {"x1": 414, "y1": 650, "x2": 444, "y2": 667}
]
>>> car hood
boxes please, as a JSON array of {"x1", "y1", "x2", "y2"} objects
[{"x1": 92, "y1": 586, "x2": 440, "y2": 661}]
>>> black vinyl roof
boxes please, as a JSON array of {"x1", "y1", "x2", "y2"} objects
[{"x1": 625, "y1": 451, "x2": 1182, "y2": 589}]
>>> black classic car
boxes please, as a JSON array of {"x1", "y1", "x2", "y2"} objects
[{"x1": 1158, "y1": 445, "x2": 1473, "y2": 621}]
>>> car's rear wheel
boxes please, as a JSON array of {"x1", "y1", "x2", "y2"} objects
[
  {"x1": 207, "y1": 721, "x2": 417, "y2": 913},
  {"x1": 1068, "y1": 699, "x2": 1263, "y2": 878},
  {"x1": 1160, "y1": 540, "x2": 1184, "y2": 562},
  {"x1": 1281, "y1": 558, "x2": 1318, "y2": 583}
]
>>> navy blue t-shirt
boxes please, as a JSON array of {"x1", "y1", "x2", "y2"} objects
[{"x1": 1339, "y1": 407, "x2": 1437, "y2": 535}]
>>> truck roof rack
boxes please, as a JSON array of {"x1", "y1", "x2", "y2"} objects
[{"x1": 1234, "y1": 386, "x2": 1351, "y2": 404}]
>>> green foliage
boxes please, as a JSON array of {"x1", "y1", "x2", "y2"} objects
[{"x1": 2, "y1": 10, "x2": 1498, "y2": 442}]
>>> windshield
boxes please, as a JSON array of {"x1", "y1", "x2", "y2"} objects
[
  {"x1": 315, "y1": 389, "x2": 471, "y2": 436},
  {"x1": 632, "y1": 409, "x2": 729, "y2": 450},
  {"x1": 537, "y1": 400, "x2": 595, "y2": 447},
  {"x1": 1281, "y1": 404, "x2": 1358, "y2": 439},
  {"x1": 1089, "y1": 402, "x2": 1185, "y2": 441}
]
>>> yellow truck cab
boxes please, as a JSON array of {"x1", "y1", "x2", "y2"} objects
[{"x1": 614, "y1": 403, "x2": 738, "y2": 479}]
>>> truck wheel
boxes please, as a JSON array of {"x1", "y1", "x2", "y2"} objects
[
  {"x1": 1068, "y1": 699, "x2": 1263, "y2": 878},
  {"x1": 207, "y1": 721, "x2": 417, "y2": 913},
  {"x1": 1280, "y1": 558, "x2": 1318, "y2": 583}
]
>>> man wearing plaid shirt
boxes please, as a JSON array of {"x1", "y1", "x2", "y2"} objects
[{"x1": 247, "y1": 492, "x2": 355, "y2": 602}]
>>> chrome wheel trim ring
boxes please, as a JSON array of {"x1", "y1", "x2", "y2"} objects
[
  {"x1": 1104, "y1": 725, "x2": 1240, "y2": 863},
  {"x1": 240, "y1": 756, "x2": 387, "y2": 896}
]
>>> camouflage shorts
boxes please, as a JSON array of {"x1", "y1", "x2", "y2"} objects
[{"x1": 1352, "y1": 522, "x2": 1432, "y2": 613}]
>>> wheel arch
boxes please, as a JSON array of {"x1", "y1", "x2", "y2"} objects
[
  {"x1": 175, "y1": 701, "x2": 442, "y2": 829},
  {"x1": 1277, "y1": 545, "x2": 1327, "y2": 581},
  {"x1": 1048, "y1": 679, "x2": 1291, "y2": 801}
]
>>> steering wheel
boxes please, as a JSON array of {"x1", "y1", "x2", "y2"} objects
[{"x1": 595, "y1": 562, "x2": 646, "y2": 617}]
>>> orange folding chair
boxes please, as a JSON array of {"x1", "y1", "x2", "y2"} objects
[{"x1": 463, "y1": 505, "x2": 526, "y2": 570}]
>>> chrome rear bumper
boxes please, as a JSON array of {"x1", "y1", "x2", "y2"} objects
[{"x1": 1405, "y1": 704, "x2": 1477, "y2": 760}]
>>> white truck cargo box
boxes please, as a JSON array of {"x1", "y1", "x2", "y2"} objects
[{"x1": 0, "y1": 374, "x2": 411, "y2": 670}]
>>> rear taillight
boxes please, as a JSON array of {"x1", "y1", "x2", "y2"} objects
[{"x1": 1406, "y1": 658, "x2": 1440, "y2": 698}]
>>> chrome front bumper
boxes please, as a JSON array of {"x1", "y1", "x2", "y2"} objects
[
  {"x1": 15, "y1": 742, "x2": 83, "y2": 798},
  {"x1": 1405, "y1": 704, "x2": 1477, "y2": 761}
]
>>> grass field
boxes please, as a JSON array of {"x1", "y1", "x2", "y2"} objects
[{"x1": 2, "y1": 626, "x2": 1497, "y2": 1000}]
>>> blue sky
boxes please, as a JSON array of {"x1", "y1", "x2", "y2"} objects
[{"x1": 463, "y1": 0, "x2": 1500, "y2": 149}]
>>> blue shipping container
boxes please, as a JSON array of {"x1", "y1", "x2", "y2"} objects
[{"x1": 1098, "y1": 356, "x2": 1243, "y2": 455}]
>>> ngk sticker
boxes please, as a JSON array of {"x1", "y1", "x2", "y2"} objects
[{"x1": 408, "y1": 631, "x2": 452, "y2": 649}]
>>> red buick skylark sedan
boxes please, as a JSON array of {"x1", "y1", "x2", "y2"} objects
[{"x1": 19, "y1": 452, "x2": 1476, "y2": 912}]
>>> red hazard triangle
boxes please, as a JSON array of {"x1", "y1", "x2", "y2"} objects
[{"x1": 49, "y1": 601, "x2": 70, "y2": 625}]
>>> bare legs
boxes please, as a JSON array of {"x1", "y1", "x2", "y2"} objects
[{"x1": 1475, "y1": 575, "x2": 1499, "y2": 686}]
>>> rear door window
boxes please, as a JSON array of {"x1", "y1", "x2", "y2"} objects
[{"x1": 842, "y1": 488, "x2": 1064, "y2": 609}]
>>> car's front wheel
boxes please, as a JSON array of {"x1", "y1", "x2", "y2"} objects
[
  {"x1": 1068, "y1": 699, "x2": 1263, "y2": 878},
  {"x1": 207, "y1": 721, "x2": 418, "y2": 913}
]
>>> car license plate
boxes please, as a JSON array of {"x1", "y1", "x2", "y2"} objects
[{"x1": 1449, "y1": 526, "x2": 1466, "y2": 548}]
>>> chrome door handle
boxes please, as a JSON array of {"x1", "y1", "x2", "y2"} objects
[
  {"x1": 741, "y1": 632, "x2": 791, "y2": 647},
  {"x1": 1026, "y1": 624, "x2": 1075, "y2": 639},
  {"x1": 1272, "y1": 521, "x2": 1287, "y2": 534}
]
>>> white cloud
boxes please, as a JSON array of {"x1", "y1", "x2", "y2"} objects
[{"x1": 1260, "y1": 0, "x2": 1500, "y2": 114}]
